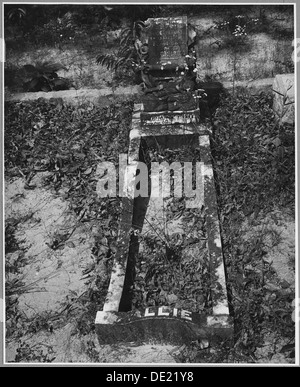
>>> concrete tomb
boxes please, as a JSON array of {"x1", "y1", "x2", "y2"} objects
[{"x1": 95, "y1": 17, "x2": 233, "y2": 346}]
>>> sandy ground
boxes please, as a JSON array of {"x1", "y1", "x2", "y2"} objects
[
  {"x1": 5, "y1": 174, "x2": 95, "y2": 318},
  {"x1": 5, "y1": 174, "x2": 181, "y2": 363}
]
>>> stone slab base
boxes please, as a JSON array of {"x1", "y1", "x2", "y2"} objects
[{"x1": 95, "y1": 308, "x2": 233, "y2": 345}]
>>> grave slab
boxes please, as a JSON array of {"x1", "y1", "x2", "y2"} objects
[
  {"x1": 95, "y1": 104, "x2": 233, "y2": 345},
  {"x1": 95, "y1": 15, "x2": 232, "y2": 347},
  {"x1": 95, "y1": 309, "x2": 232, "y2": 345}
]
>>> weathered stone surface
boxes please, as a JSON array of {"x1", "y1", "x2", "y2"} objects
[
  {"x1": 146, "y1": 16, "x2": 188, "y2": 66},
  {"x1": 142, "y1": 88, "x2": 197, "y2": 113},
  {"x1": 95, "y1": 104, "x2": 232, "y2": 345},
  {"x1": 199, "y1": 135, "x2": 230, "y2": 316},
  {"x1": 95, "y1": 15, "x2": 232, "y2": 346},
  {"x1": 95, "y1": 308, "x2": 233, "y2": 345},
  {"x1": 103, "y1": 197, "x2": 136, "y2": 313},
  {"x1": 141, "y1": 109, "x2": 200, "y2": 126},
  {"x1": 138, "y1": 16, "x2": 198, "y2": 112},
  {"x1": 272, "y1": 73, "x2": 295, "y2": 124}
]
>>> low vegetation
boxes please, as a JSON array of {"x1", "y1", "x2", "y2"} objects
[
  {"x1": 5, "y1": 97, "x2": 134, "y2": 361},
  {"x1": 175, "y1": 90, "x2": 295, "y2": 363}
]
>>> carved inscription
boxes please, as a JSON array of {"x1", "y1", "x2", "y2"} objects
[
  {"x1": 147, "y1": 16, "x2": 188, "y2": 65},
  {"x1": 141, "y1": 111, "x2": 199, "y2": 126}
]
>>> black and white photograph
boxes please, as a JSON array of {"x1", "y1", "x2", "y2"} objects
[{"x1": 1, "y1": 1, "x2": 298, "y2": 366}]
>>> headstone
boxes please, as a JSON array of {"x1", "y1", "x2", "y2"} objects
[
  {"x1": 146, "y1": 16, "x2": 188, "y2": 67},
  {"x1": 140, "y1": 16, "x2": 198, "y2": 114},
  {"x1": 272, "y1": 74, "x2": 295, "y2": 125}
]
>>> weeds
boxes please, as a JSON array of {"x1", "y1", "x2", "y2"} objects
[
  {"x1": 212, "y1": 90, "x2": 294, "y2": 213},
  {"x1": 5, "y1": 97, "x2": 134, "y2": 345},
  {"x1": 96, "y1": 20, "x2": 148, "y2": 86},
  {"x1": 214, "y1": 15, "x2": 253, "y2": 51},
  {"x1": 171, "y1": 89, "x2": 295, "y2": 363},
  {"x1": 211, "y1": 89, "x2": 294, "y2": 362},
  {"x1": 14, "y1": 341, "x2": 55, "y2": 363}
]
